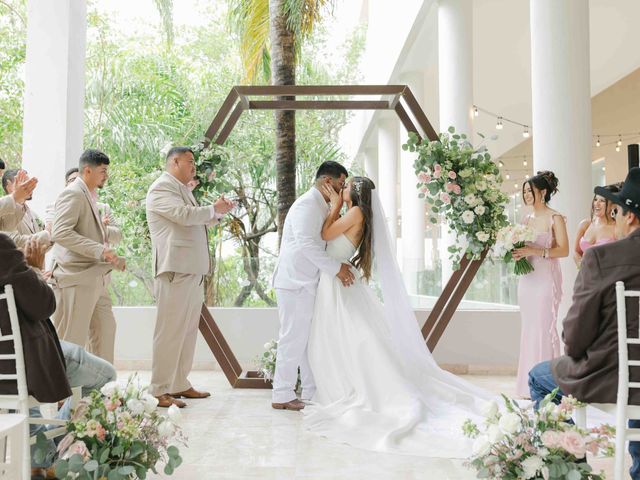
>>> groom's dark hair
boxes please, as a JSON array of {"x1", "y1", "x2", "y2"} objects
[{"x1": 315, "y1": 161, "x2": 348, "y2": 180}]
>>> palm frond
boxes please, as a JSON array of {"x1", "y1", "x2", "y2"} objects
[
  {"x1": 228, "y1": 0, "x2": 270, "y2": 83},
  {"x1": 153, "y1": 0, "x2": 174, "y2": 49}
]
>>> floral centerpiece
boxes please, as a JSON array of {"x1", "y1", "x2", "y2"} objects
[
  {"x1": 36, "y1": 376, "x2": 186, "y2": 479},
  {"x1": 492, "y1": 224, "x2": 538, "y2": 275},
  {"x1": 462, "y1": 390, "x2": 614, "y2": 480},
  {"x1": 406, "y1": 127, "x2": 509, "y2": 269},
  {"x1": 255, "y1": 340, "x2": 301, "y2": 390}
]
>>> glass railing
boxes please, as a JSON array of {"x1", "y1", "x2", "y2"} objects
[{"x1": 108, "y1": 254, "x2": 518, "y2": 309}]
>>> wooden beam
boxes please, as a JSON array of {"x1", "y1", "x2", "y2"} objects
[
  {"x1": 402, "y1": 87, "x2": 439, "y2": 142},
  {"x1": 203, "y1": 87, "x2": 239, "y2": 147},
  {"x1": 198, "y1": 305, "x2": 242, "y2": 386},
  {"x1": 235, "y1": 85, "x2": 405, "y2": 96},
  {"x1": 213, "y1": 102, "x2": 245, "y2": 145},
  {"x1": 394, "y1": 102, "x2": 422, "y2": 140},
  {"x1": 248, "y1": 100, "x2": 390, "y2": 110}
]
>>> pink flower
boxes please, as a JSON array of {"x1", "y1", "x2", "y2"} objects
[
  {"x1": 417, "y1": 171, "x2": 431, "y2": 183},
  {"x1": 445, "y1": 182, "x2": 455, "y2": 192},
  {"x1": 63, "y1": 441, "x2": 91, "y2": 461},
  {"x1": 208, "y1": 171, "x2": 217, "y2": 181},
  {"x1": 433, "y1": 169, "x2": 442, "y2": 179},
  {"x1": 57, "y1": 433, "x2": 75, "y2": 455},
  {"x1": 420, "y1": 186, "x2": 428, "y2": 194},
  {"x1": 452, "y1": 184, "x2": 462, "y2": 195},
  {"x1": 541, "y1": 430, "x2": 561, "y2": 449},
  {"x1": 105, "y1": 399, "x2": 121, "y2": 411},
  {"x1": 585, "y1": 439, "x2": 600, "y2": 455},
  {"x1": 440, "y1": 192, "x2": 451, "y2": 204},
  {"x1": 559, "y1": 430, "x2": 587, "y2": 459},
  {"x1": 448, "y1": 171, "x2": 457, "y2": 180},
  {"x1": 434, "y1": 163, "x2": 442, "y2": 172}
]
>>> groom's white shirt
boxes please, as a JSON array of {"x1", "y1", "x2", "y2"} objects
[{"x1": 273, "y1": 187, "x2": 341, "y2": 292}]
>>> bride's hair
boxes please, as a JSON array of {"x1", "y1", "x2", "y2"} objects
[{"x1": 350, "y1": 176, "x2": 376, "y2": 281}]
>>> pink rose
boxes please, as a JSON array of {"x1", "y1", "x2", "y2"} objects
[
  {"x1": 585, "y1": 439, "x2": 599, "y2": 455},
  {"x1": 448, "y1": 171, "x2": 457, "y2": 179},
  {"x1": 433, "y1": 169, "x2": 442, "y2": 179},
  {"x1": 420, "y1": 186, "x2": 428, "y2": 194},
  {"x1": 417, "y1": 171, "x2": 429, "y2": 182},
  {"x1": 559, "y1": 430, "x2": 587, "y2": 459},
  {"x1": 541, "y1": 430, "x2": 561, "y2": 449},
  {"x1": 440, "y1": 193, "x2": 451, "y2": 204},
  {"x1": 57, "y1": 433, "x2": 75, "y2": 455},
  {"x1": 452, "y1": 184, "x2": 462, "y2": 195},
  {"x1": 434, "y1": 164, "x2": 442, "y2": 172},
  {"x1": 445, "y1": 183, "x2": 454, "y2": 192},
  {"x1": 105, "y1": 399, "x2": 121, "y2": 411},
  {"x1": 63, "y1": 441, "x2": 90, "y2": 461}
]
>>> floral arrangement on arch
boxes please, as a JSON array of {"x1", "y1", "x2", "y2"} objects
[
  {"x1": 462, "y1": 390, "x2": 614, "y2": 480},
  {"x1": 406, "y1": 127, "x2": 509, "y2": 269},
  {"x1": 35, "y1": 376, "x2": 186, "y2": 479},
  {"x1": 189, "y1": 141, "x2": 231, "y2": 204}
]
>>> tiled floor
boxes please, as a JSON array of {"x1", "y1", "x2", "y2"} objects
[{"x1": 116, "y1": 371, "x2": 620, "y2": 480}]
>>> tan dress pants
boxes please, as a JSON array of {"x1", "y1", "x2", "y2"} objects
[
  {"x1": 52, "y1": 275, "x2": 116, "y2": 363},
  {"x1": 149, "y1": 272, "x2": 203, "y2": 396}
]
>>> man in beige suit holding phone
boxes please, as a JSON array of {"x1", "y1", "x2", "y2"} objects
[
  {"x1": 146, "y1": 146, "x2": 234, "y2": 408},
  {"x1": 51, "y1": 149, "x2": 124, "y2": 363}
]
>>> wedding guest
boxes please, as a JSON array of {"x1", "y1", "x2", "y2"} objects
[
  {"x1": 512, "y1": 170, "x2": 569, "y2": 398},
  {"x1": 0, "y1": 157, "x2": 5, "y2": 178},
  {"x1": 528, "y1": 167, "x2": 640, "y2": 480},
  {"x1": 50, "y1": 149, "x2": 124, "y2": 363},
  {"x1": 0, "y1": 169, "x2": 37, "y2": 232},
  {"x1": 573, "y1": 183, "x2": 620, "y2": 267},
  {"x1": 145, "y1": 146, "x2": 234, "y2": 408},
  {"x1": 0, "y1": 233, "x2": 117, "y2": 477},
  {"x1": 2, "y1": 168, "x2": 50, "y2": 248}
]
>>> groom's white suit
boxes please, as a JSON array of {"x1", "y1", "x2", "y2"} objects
[{"x1": 272, "y1": 187, "x2": 341, "y2": 403}]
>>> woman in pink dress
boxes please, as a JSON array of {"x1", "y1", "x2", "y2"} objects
[
  {"x1": 573, "y1": 183, "x2": 621, "y2": 267},
  {"x1": 512, "y1": 171, "x2": 569, "y2": 398}
]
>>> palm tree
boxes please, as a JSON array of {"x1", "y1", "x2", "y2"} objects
[{"x1": 228, "y1": 0, "x2": 332, "y2": 244}]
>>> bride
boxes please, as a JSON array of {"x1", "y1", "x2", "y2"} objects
[{"x1": 305, "y1": 176, "x2": 493, "y2": 458}]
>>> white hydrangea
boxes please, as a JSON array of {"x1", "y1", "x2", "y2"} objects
[
  {"x1": 461, "y1": 210, "x2": 475, "y2": 224},
  {"x1": 498, "y1": 412, "x2": 522, "y2": 434},
  {"x1": 521, "y1": 455, "x2": 544, "y2": 479}
]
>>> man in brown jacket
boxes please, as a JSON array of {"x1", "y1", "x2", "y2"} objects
[{"x1": 529, "y1": 167, "x2": 640, "y2": 479}]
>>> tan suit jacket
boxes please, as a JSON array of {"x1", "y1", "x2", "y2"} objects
[
  {"x1": 50, "y1": 178, "x2": 119, "y2": 287},
  {"x1": 0, "y1": 194, "x2": 25, "y2": 233},
  {"x1": 7, "y1": 205, "x2": 50, "y2": 249},
  {"x1": 146, "y1": 172, "x2": 216, "y2": 277}
]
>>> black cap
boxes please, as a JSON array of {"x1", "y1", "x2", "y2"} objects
[{"x1": 595, "y1": 167, "x2": 640, "y2": 218}]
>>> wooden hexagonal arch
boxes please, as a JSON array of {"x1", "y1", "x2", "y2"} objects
[{"x1": 197, "y1": 85, "x2": 485, "y2": 388}]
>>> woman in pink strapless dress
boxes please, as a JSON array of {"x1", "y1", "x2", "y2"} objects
[
  {"x1": 573, "y1": 183, "x2": 621, "y2": 266},
  {"x1": 512, "y1": 171, "x2": 569, "y2": 398}
]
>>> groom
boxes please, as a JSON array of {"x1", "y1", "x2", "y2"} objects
[{"x1": 271, "y1": 161, "x2": 355, "y2": 411}]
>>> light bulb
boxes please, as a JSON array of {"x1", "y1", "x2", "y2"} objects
[
  {"x1": 498, "y1": 161, "x2": 504, "y2": 168},
  {"x1": 617, "y1": 136, "x2": 622, "y2": 147},
  {"x1": 505, "y1": 173, "x2": 510, "y2": 180},
  {"x1": 522, "y1": 127, "x2": 530, "y2": 138},
  {"x1": 514, "y1": 183, "x2": 518, "y2": 189},
  {"x1": 473, "y1": 106, "x2": 479, "y2": 117},
  {"x1": 596, "y1": 136, "x2": 600, "y2": 147},
  {"x1": 496, "y1": 117, "x2": 503, "y2": 130},
  {"x1": 523, "y1": 160, "x2": 528, "y2": 167},
  {"x1": 525, "y1": 174, "x2": 530, "y2": 179},
  {"x1": 602, "y1": 166, "x2": 606, "y2": 172},
  {"x1": 616, "y1": 145, "x2": 620, "y2": 152}
]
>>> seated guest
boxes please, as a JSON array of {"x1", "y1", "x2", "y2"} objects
[
  {"x1": 0, "y1": 233, "x2": 116, "y2": 477},
  {"x1": 2, "y1": 168, "x2": 50, "y2": 248},
  {"x1": 0, "y1": 169, "x2": 37, "y2": 231},
  {"x1": 529, "y1": 167, "x2": 640, "y2": 479}
]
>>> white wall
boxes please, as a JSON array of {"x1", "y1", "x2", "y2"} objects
[{"x1": 113, "y1": 307, "x2": 520, "y2": 374}]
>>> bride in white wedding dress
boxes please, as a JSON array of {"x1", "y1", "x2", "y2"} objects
[{"x1": 304, "y1": 176, "x2": 493, "y2": 458}]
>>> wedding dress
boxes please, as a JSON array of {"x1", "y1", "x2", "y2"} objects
[{"x1": 304, "y1": 192, "x2": 492, "y2": 458}]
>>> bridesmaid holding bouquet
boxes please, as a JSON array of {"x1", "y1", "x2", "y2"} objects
[{"x1": 512, "y1": 171, "x2": 569, "y2": 397}]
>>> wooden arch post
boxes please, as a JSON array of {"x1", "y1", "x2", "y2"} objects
[{"x1": 197, "y1": 85, "x2": 486, "y2": 387}]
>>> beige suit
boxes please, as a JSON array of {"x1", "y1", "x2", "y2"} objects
[
  {"x1": 50, "y1": 178, "x2": 120, "y2": 362},
  {"x1": 0, "y1": 194, "x2": 25, "y2": 233},
  {"x1": 7, "y1": 204, "x2": 50, "y2": 249},
  {"x1": 146, "y1": 171, "x2": 218, "y2": 396}
]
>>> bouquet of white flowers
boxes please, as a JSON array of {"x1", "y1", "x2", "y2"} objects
[
  {"x1": 463, "y1": 391, "x2": 614, "y2": 480},
  {"x1": 492, "y1": 224, "x2": 537, "y2": 276}
]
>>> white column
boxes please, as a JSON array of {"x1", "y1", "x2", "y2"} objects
[
  {"x1": 530, "y1": 0, "x2": 592, "y2": 321},
  {"x1": 21, "y1": 0, "x2": 87, "y2": 216},
  {"x1": 399, "y1": 72, "x2": 426, "y2": 295},
  {"x1": 377, "y1": 118, "x2": 399, "y2": 251},
  {"x1": 363, "y1": 147, "x2": 379, "y2": 186},
  {"x1": 438, "y1": 0, "x2": 473, "y2": 288}
]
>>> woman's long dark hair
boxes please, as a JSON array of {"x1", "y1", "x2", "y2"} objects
[
  {"x1": 349, "y1": 176, "x2": 376, "y2": 281},
  {"x1": 591, "y1": 183, "x2": 622, "y2": 223},
  {"x1": 522, "y1": 170, "x2": 559, "y2": 205}
]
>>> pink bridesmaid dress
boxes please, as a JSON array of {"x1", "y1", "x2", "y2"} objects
[
  {"x1": 579, "y1": 235, "x2": 615, "y2": 253},
  {"x1": 515, "y1": 214, "x2": 564, "y2": 397}
]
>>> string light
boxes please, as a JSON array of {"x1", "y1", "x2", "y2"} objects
[
  {"x1": 513, "y1": 183, "x2": 518, "y2": 189},
  {"x1": 596, "y1": 136, "x2": 600, "y2": 147},
  {"x1": 498, "y1": 161, "x2": 504, "y2": 168},
  {"x1": 523, "y1": 159, "x2": 528, "y2": 167},
  {"x1": 616, "y1": 145, "x2": 620, "y2": 152},
  {"x1": 496, "y1": 117, "x2": 503, "y2": 130},
  {"x1": 505, "y1": 173, "x2": 510, "y2": 180},
  {"x1": 472, "y1": 105, "x2": 529, "y2": 135},
  {"x1": 618, "y1": 136, "x2": 622, "y2": 147},
  {"x1": 525, "y1": 174, "x2": 530, "y2": 179},
  {"x1": 522, "y1": 126, "x2": 530, "y2": 138}
]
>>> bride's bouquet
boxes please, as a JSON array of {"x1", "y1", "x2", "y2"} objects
[{"x1": 492, "y1": 224, "x2": 537, "y2": 276}]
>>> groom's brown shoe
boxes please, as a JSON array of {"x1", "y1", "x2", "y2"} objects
[
  {"x1": 155, "y1": 394, "x2": 186, "y2": 408},
  {"x1": 170, "y1": 387, "x2": 211, "y2": 399},
  {"x1": 272, "y1": 399, "x2": 305, "y2": 411}
]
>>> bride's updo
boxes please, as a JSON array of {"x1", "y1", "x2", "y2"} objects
[{"x1": 350, "y1": 176, "x2": 376, "y2": 281}]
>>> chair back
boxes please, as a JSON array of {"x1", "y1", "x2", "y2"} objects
[{"x1": 0, "y1": 285, "x2": 29, "y2": 414}]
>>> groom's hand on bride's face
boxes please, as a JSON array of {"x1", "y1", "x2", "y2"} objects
[{"x1": 336, "y1": 263, "x2": 355, "y2": 287}]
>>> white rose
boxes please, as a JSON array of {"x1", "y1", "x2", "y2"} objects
[
  {"x1": 476, "y1": 180, "x2": 487, "y2": 191},
  {"x1": 476, "y1": 232, "x2": 490, "y2": 243},
  {"x1": 126, "y1": 399, "x2": 145, "y2": 416},
  {"x1": 263, "y1": 342, "x2": 272, "y2": 349},
  {"x1": 461, "y1": 210, "x2": 475, "y2": 224},
  {"x1": 521, "y1": 455, "x2": 544, "y2": 479},
  {"x1": 481, "y1": 400, "x2": 499, "y2": 419},
  {"x1": 487, "y1": 424, "x2": 504, "y2": 444},
  {"x1": 464, "y1": 194, "x2": 477, "y2": 206},
  {"x1": 100, "y1": 381, "x2": 119, "y2": 397},
  {"x1": 472, "y1": 436, "x2": 491, "y2": 457},
  {"x1": 141, "y1": 393, "x2": 159, "y2": 413},
  {"x1": 474, "y1": 205, "x2": 486, "y2": 216},
  {"x1": 158, "y1": 421, "x2": 175, "y2": 438},
  {"x1": 498, "y1": 412, "x2": 522, "y2": 434},
  {"x1": 167, "y1": 404, "x2": 182, "y2": 425}
]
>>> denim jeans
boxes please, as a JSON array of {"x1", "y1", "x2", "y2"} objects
[
  {"x1": 529, "y1": 361, "x2": 640, "y2": 480},
  {"x1": 31, "y1": 341, "x2": 117, "y2": 468}
]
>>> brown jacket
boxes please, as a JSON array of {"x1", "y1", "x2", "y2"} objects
[
  {"x1": 0, "y1": 233, "x2": 71, "y2": 402},
  {"x1": 551, "y1": 228, "x2": 640, "y2": 404}
]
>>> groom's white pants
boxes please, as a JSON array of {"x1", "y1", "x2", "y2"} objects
[{"x1": 272, "y1": 288, "x2": 316, "y2": 403}]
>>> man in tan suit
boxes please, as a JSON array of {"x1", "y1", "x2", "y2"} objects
[
  {"x1": 2, "y1": 168, "x2": 50, "y2": 248},
  {"x1": 0, "y1": 169, "x2": 37, "y2": 233},
  {"x1": 50, "y1": 149, "x2": 125, "y2": 363},
  {"x1": 146, "y1": 146, "x2": 233, "y2": 407}
]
